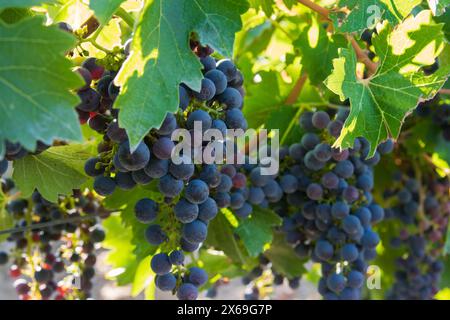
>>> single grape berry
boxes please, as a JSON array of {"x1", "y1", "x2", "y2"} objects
[
  {"x1": 188, "y1": 267, "x2": 208, "y2": 287},
  {"x1": 151, "y1": 253, "x2": 172, "y2": 275},
  {"x1": 192, "y1": 78, "x2": 216, "y2": 101},
  {"x1": 177, "y1": 283, "x2": 198, "y2": 300},
  {"x1": 174, "y1": 199, "x2": 199, "y2": 223},
  {"x1": 93, "y1": 176, "x2": 116, "y2": 196},
  {"x1": 182, "y1": 220, "x2": 208, "y2": 244},
  {"x1": 169, "y1": 250, "x2": 184, "y2": 266},
  {"x1": 134, "y1": 198, "x2": 158, "y2": 223},
  {"x1": 155, "y1": 273, "x2": 177, "y2": 291},
  {"x1": 145, "y1": 225, "x2": 167, "y2": 245},
  {"x1": 117, "y1": 141, "x2": 151, "y2": 171},
  {"x1": 185, "y1": 179, "x2": 209, "y2": 204}
]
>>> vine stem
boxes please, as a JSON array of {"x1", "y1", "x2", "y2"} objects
[
  {"x1": 0, "y1": 213, "x2": 99, "y2": 236},
  {"x1": 439, "y1": 89, "x2": 450, "y2": 95},
  {"x1": 297, "y1": 0, "x2": 331, "y2": 19},
  {"x1": 114, "y1": 7, "x2": 135, "y2": 28},
  {"x1": 285, "y1": 72, "x2": 308, "y2": 105},
  {"x1": 347, "y1": 36, "x2": 378, "y2": 75},
  {"x1": 297, "y1": 0, "x2": 378, "y2": 76}
]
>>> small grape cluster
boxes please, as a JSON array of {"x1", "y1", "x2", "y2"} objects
[
  {"x1": 415, "y1": 94, "x2": 450, "y2": 142},
  {"x1": 383, "y1": 170, "x2": 450, "y2": 300},
  {"x1": 80, "y1": 39, "x2": 248, "y2": 299},
  {"x1": 236, "y1": 108, "x2": 392, "y2": 300},
  {"x1": 0, "y1": 190, "x2": 110, "y2": 300}
]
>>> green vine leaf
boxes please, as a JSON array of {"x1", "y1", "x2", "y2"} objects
[
  {"x1": 103, "y1": 213, "x2": 142, "y2": 286},
  {"x1": 0, "y1": 0, "x2": 57, "y2": 9},
  {"x1": 115, "y1": 0, "x2": 248, "y2": 150},
  {"x1": 265, "y1": 233, "x2": 307, "y2": 278},
  {"x1": 235, "y1": 207, "x2": 282, "y2": 257},
  {"x1": 325, "y1": 11, "x2": 449, "y2": 156},
  {"x1": 206, "y1": 211, "x2": 254, "y2": 267},
  {"x1": 12, "y1": 143, "x2": 95, "y2": 202},
  {"x1": 332, "y1": 0, "x2": 421, "y2": 33},
  {"x1": 248, "y1": 0, "x2": 274, "y2": 17},
  {"x1": 89, "y1": 0, "x2": 126, "y2": 25},
  {"x1": 294, "y1": 14, "x2": 347, "y2": 85},
  {"x1": 0, "y1": 17, "x2": 83, "y2": 156}
]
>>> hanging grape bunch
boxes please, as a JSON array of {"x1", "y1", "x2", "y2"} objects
[
  {"x1": 0, "y1": 190, "x2": 109, "y2": 300},
  {"x1": 79, "y1": 38, "x2": 248, "y2": 299},
  {"x1": 383, "y1": 169, "x2": 450, "y2": 300},
  {"x1": 237, "y1": 108, "x2": 393, "y2": 300}
]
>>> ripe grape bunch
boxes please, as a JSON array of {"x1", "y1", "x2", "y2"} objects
[
  {"x1": 80, "y1": 39, "x2": 248, "y2": 299},
  {"x1": 238, "y1": 108, "x2": 392, "y2": 300},
  {"x1": 0, "y1": 190, "x2": 110, "y2": 300},
  {"x1": 383, "y1": 170, "x2": 450, "y2": 300}
]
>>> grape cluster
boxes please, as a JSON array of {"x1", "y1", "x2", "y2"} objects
[
  {"x1": 415, "y1": 94, "x2": 450, "y2": 141},
  {"x1": 0, "y1": 190, "x2": 109, "y2": 300},
  {"x1": 235, "y1": 108, "x2": 392, "y2": 300},
  {"x1": 383, "y1": 170, "x2": 449, "y2": 300},
  {"x1": 80, "y1": 39, "x2": 248, "y2": 299}
]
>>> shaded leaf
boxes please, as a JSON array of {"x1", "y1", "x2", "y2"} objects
[
  {"x1": 264, "y1": 233, "x2": 307, "y2": 278},
  {"x1": 13, "y1": 143, "x2": 94, "y2": 202},
  {"x1": 235, "y1": 207, "x2": 281, "y2": 257}
]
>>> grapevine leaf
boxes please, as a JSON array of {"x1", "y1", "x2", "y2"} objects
[
  {"x1": 0, "y1": 187, "x2": 14, "y2": 241},
  {"x1": 282, "y1": 0, "x2": 296, "y2": 9},
  {"x1": 206, "y1": 212, "x2": 254, "y2": 267},
  {"x1": 248, "y1": 0, "x2": 274, "y2": 17},
  {"x1": 440, "y1": 256, "x2": 450, "y2": 289},
  {"x1": 12, "y1": 143, "x2": 95, "y2": 202},
  {"x1": 234, "y1": 20, "x2": 275, "y2": 61},
  {"x1": 294, "y1": 14, "x2": 347, "y2": 85},
  {"x1": 235, "y1": 207, "x2": 282, "y2": 257},
  {"x1": 0, "y1": 17, "x2": 83, "y2": 156},
  {"x1": 325, "y1": 11, "x2": 449, "y2": 156},
  {"x1": 403, "y1": 118, "x2": 441, "y2": 157},
  {"x1": 266, "y1": 106, "x2": 302, "y2": 146},
  {"x1": 103, "y1": 213, "x2": 140, "y2": 285},
  {"x1": 0, "y1": 0, "x2": 56, "y2": 8},
  {"x1": 89, "y1": 0, "x2": 125, "y2": 25},
  {"x1": 264, "y1": 233, "x2": 307, "y2": 278},
  {"x1": 115, "y1": 0, "x2": 248, "y2": 151},
  {"x1": 332, "y1": 0, "x2": 422, "y2": 33},
  {"x1": 197, "y1": 250, "x2": 246, "y2": 280},
  {"x1": 132, "y1": 255, "x2": 154, "y2": 297},
  {"x1": 244, "y1": 71, "x2": 325, "y2": 129}
]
